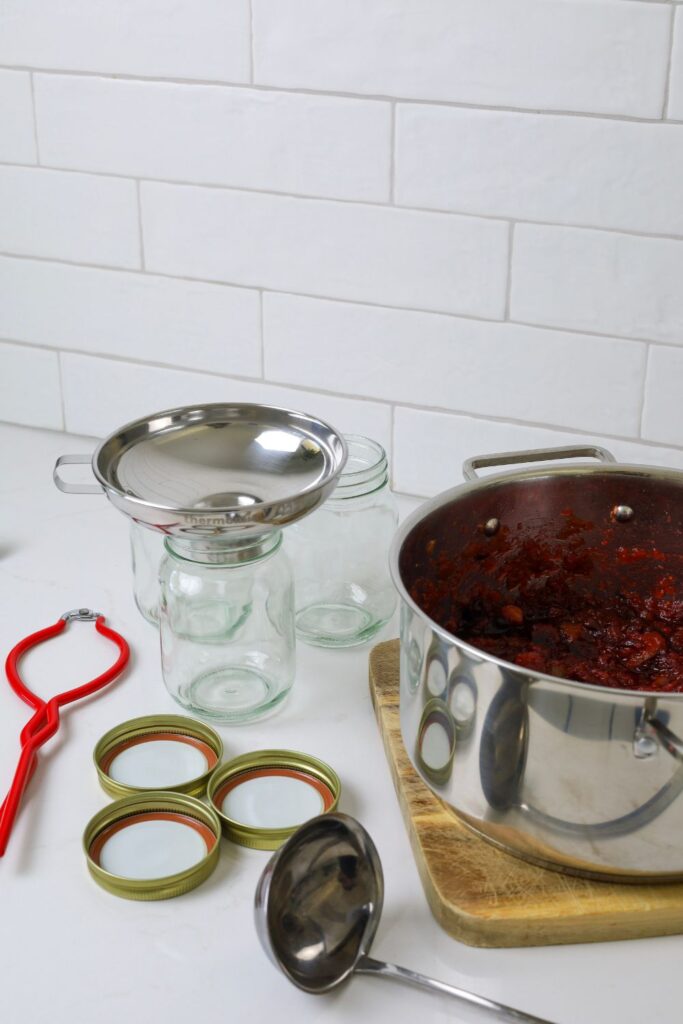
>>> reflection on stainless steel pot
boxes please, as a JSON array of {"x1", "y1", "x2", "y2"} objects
[
  {"x1": 448, "y1": 675, "x2": 477, "y2": 739},
  {"x1": 416, "y1": 699, "x2": 456, "y2": 786},
  {"x1": 391, "y1": 445, "x2": 683, "y2": 881}
]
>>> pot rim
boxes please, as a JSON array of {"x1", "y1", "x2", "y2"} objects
[{"x1": 390, "y1": 459, "x2": 683, "y2": 702}]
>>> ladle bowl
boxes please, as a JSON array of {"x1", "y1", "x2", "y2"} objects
[{"x1": 255, "y1": 812, "x2": 555, "y2": 1023}]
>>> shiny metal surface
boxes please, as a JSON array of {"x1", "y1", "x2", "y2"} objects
[
  {"x1": 83, "y1": 791, "x2": 221, "y2": 900},
  {"x1": 52, "y1": 453, "x2": 103, "y2": 494},
  {"x1": 54, "y1": 403, "x2": 347, "y2": 537},
  {"x1": 60, "y1": 607, "x2": 101, "y2": 622},
  {"x1": 391, "y1": 447, "x2": 683, "y2": 880},
  {"x1": 462, "y1": 443, "x2": 616, "y2": 482},
  {"x1": 207, "y1": 750, "x2": 340, "y2": 849},
  {"x1": 254, "y1": 812, "x2": 554, "y2": 1022}
]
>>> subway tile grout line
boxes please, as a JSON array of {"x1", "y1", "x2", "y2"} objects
[
  {"x1": 4, "y1": 338, "x2": 393, "y2": 411},
  {"x1": 28, "y1": 72, "x2": 41, "y2": 165},
  {"x1": 3, "y1": 158, "x2": 683, "y2": 246},
  {"x1": 55, "y1": 350, "x2": 67, "y2": 432},
  {"x1": 4, "y1": 337, "x2": 681, "y2": 456},
  {"x1": 390, "y1": 489, "x2": 439, "y2": 504},
  {"x1": 247, "y1": 0, "x2": 255, "y2": 85},
  {"x1": 1, "y1": 51, "x2": 677, "y2": 468},
  {"x1": 0, "y1": 157, "x2": 510, "y2": 222},
  {"x1": 2, "y1": 391, "x2": 680, "y2": 484},
  {"x1": 7, "y1": 64, "x2": 682, "y2": 126},
  {"x1": 663, "y1": 4, "x2": 678, "y2": 118},
  {"x1": 1, "y1": 249, "x2": 681, "y2": 352},
  {"x1": 389, "y1": 404, "x2": 396, "y2": 489},
  {"x1": 0, "y1": 409, "x2": 515, "y2": 501},
  {"x1": 135, "y1": 180, "x2": 145, "y2": 270},
  {"x1": 370, "y1": 401, "x2": 683, "y2": 457},
  {"x1": 0, "y1": 157, "x2": 509, "y2": 219},
  {"x1": 0, "y1": 247, "x2": 502, "y2": 325},
  {"x1": 257, "y1": 289, "x2": 264, "y2": 378},
  {"x1": 389, "y1": 102, "x2": 396, "y2": 204},
  {"x1": 504, "y1": 223, "x2": 515, "y2": 321},
  {"x1": 638, "y1": 345, "x2": 652, "y2": 438}
]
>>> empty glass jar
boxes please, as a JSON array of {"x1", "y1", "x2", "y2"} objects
[
  {"x1": 159, "y1": 531, "x2": 295, "y2": 723},
  {"x1": 130, "y1": 521, "x2": 163, "y2": 624},
  {"x1": 286, "y1": 435, "x2": 398, "y2": 647}
]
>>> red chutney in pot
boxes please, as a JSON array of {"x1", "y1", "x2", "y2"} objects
[{"x1": 409, "y1": 509, "x2": 683, "y2": 692}]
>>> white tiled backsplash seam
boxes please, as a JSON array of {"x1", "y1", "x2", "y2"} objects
[{"x1": 0, "y1": 0, "x2": 682, "y2": 498}]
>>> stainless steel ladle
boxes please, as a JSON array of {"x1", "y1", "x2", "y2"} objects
[{"x1": 254, "y1": 812, "x2": 555, "y2": 1023}]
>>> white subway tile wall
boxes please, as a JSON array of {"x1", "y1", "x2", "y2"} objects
[
  {"x1": 642, "y1": 346, "x2": 683, "y2": 446},
  {"x1": 0, "y1": 256, "x2": 261, "y2": 375},
  {"x1": 395, "y1": 106, "x2": 683, "y2": 236},
  {"x1": 511, "y1": 225, "x2": 683, "y2": 343},
  {"x1": 252, "y1": 0, "x2": 671, "y2": 117},
  {"x1": 0, "y1": 166, "x2": 140, "y2": 267},
  {"x1": 393, "y1": 407, "x2": 683, "y2": 498},
  {"x1": 0, "y1": 0, "x2": 251, "y2": 81},
  {"x1": 0, "y1": 341, "x2": 62, "y2": 430},
  {"x1": 263, "y1": 293, "x2": 646, "y2": 436},
  {"x1": 0, "y1": 0, "x2": 681, "y2": 497},
  {"x1": 668, "y1": 8, "x2": 683, "y2": 121},
  {"x1": 34, "y1": 76, "x2": 392, "y2": 202},
  {"x1": 60, "y1": 352, "x2": 393, "y2": 450},
  {"x1": 0, "y1": 70, "x2": 36, "y2": 163},
  {"x1": 141, "y1": 182, "x2": 509, "y2": 316}
]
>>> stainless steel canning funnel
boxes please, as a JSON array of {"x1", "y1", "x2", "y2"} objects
[{"x1": 53, "y1": 404, "x2": 348, "y2": 537}]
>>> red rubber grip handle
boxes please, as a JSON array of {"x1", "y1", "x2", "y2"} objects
[{"x1": 0, "y1": 615, "x2": 129, "y2": 856}]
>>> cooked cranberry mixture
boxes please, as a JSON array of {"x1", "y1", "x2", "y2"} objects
[{"x1": 409, "y1": 510, "x2": 683, "y2": 691}]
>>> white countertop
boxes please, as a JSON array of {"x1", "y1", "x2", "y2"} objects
[{"x1": 2, "y1": 421, "x2": 681, "y2": 1024}]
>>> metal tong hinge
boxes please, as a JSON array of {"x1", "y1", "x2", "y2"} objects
[{"x1": 60, "y1": 608, "x2": 102, "y2": 622}]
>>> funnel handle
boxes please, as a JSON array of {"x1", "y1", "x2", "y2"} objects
[{"x1": 53, "y1": 454, "x2": 102, "y2": 494}]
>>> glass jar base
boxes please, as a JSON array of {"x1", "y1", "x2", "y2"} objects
[
  {"x1": 135, "y1": 596, "x2": 159, "y2": 626},
  {"x1": 174, "y1": 667, "x2": 289, "y2": 724},
  {"x1": 296, "y1": 602, "x2": 385, "y2": 648}
]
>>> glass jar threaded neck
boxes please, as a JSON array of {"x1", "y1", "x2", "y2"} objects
[
  {"x1": 331, "y1": 435, "x2": 388, "y2": 501},
  {"x1": 165, "y1": 529, "x2": 283, "y2": 566}
]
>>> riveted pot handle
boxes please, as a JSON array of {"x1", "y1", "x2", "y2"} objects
[
  {"x1": 462, "y1": 444, "x2": 617, "y2": 482},
  {"x1": 53, "y1": 454, "x2": 103, "y2": 494},
  {"x1": 643, "y1": 712, "x2": 683, "y2": 763}
]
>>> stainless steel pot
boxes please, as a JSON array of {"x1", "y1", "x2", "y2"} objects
[{"x1": 390, "y1": 445, "x2": 683, "y2": 881}]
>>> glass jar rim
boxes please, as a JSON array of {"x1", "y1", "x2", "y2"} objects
[
  {"x1": 335, "y1": 435, "x2": 388, "y2": 494},
  {"x1": 164, "y1": 529, "x2": 282, "y2": 566}
]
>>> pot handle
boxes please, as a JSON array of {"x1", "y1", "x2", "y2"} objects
[
  {"x1": 53, "y1": 454, "x2": 103, "y2": 494},
  {"x1": 463, "y1": 444, "x2": 617, "y2": 482},
  {"x1": 640, "y1": 708, "x2": 683, "y2": 763}
]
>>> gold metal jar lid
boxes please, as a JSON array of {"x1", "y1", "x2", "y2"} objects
[
  {"x1": 207, "y1": 749, "x2": 341, "y2": 850},
  {"x1": 83, "y1": 791, "x2": 221, "y2": 900},
  {"x1": 94, "y1": 714, "x2": 223, "y2": 799}
]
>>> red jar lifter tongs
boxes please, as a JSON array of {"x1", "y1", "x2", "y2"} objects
[{"x1": 0, "y1": 608, "x2": 129, "y2": 856}]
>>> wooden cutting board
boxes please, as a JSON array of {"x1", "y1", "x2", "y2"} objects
[{"x1": 369, "y1": 638, "x2": 683, "y2": 948}]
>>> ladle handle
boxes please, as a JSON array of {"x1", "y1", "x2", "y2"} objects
[{"x1": 357, "y1": 955, "x2": 555, "y2": 1024}]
